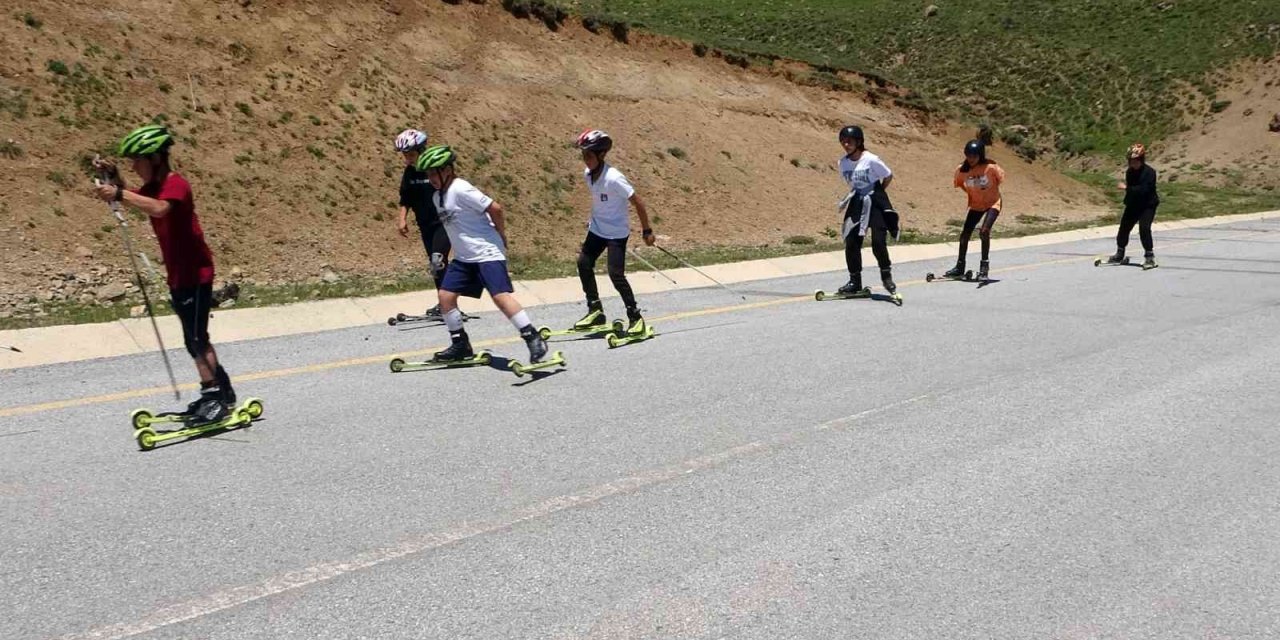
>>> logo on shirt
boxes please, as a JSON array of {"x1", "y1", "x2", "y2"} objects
[
  {"x1": 965, "y1": 175, "x2": 991, "y2": 190},
  {"x1": 600, "y1": 194, "x2": 609, "y2": 202}
]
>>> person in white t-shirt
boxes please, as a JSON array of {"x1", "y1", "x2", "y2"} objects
[
  {"x1": 834, "y1": 125, "x2": 898, "y2": 298},
  {"x1": 572, "y1": 129, "x2": 655, "y2": 335},
  {"x1": 415, "y1": 145, "x2": 552, "y2": 364}
]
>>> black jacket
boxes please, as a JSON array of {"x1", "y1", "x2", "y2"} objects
[
  {"x1": 400, "y1": 166, "x2": 440, "y2": 227},
  {"x1": 1124, "y1": 164, "x2": 1159, "y2": 210}
]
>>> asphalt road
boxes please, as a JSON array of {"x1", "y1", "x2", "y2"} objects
[{"x1": 3, "y1": 219, "x2": 1279, "y2": 639}]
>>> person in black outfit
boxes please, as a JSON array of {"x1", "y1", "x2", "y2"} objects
[
  {"x1": 1105, "y1": 142, "x2": 1160, "y2": 270},
  {"x1": 394, "y1": 128, "x2": 454, "y2": 318}
]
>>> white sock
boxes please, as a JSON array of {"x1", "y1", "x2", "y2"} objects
[
  {"x1": 509, "y1": 310, "x2": 531, "y2": 331},
  {"x1": 444, "y1": 308, "x2": 464, "y2": 332}
]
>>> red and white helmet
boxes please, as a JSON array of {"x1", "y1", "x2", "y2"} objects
[
  {"x1": 394, "y1": 129, "x2": 429, "y2": 153},
  {"x1": 576, "y1": 129, "x2": 613, "y2": 153},
  {"x1": 1126, "y1": 142, "x2": 1146, "y2": 159}
]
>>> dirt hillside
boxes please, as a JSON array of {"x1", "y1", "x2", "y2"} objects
[
  {"x1": 0, "y1": 0, "x2": 1106, "y2": 318},
  {"x1": 1161, "y1": 55, "x2": 1280, "y2": 191}
]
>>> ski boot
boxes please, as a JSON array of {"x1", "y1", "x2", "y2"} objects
[
  {"x1": 509, "y1": 327, "x2": 566, "y2": 377},
  {"x1": 926, "y1": 262, "x2": 972, "y2": 283},
  {"x1": 433, "y1": 330, "x2": 475, "y2": 362},
  {"x1": 538, "y1": 301, "x2": 620, "y2": 339},
  {"x1": 608, "y1": 307, "x2": 656, "y2": 348},
  {"x1": 423, "y1": 303, "x2": 444, "y2": 321},
  {"x1": 188, "y1": 388, "x2": 230, "y2": 425},
  {"x1": 881, "y1": 269, "x2": 903, "y2": 306},
  {"x1": 976, "y1": 260, "x2": 990, "y2": 282},
  {"x1": 815, "y1": 277, "x2": 870, "y2": 301},
  {"x1": 573, "y1": 302, "x2": 606, "y2": 331},
  {"x1": 1142, "y1": 254, "x2": 1158, "y2": 270},
  {"x1": 1095, "y1": 250, "x2": 1130, "y2": 267},
  {"x1": 216, "y1": 366, "x2": 236, "y2": 406}
]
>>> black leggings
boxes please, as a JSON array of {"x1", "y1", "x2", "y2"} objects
[
  {"x1": 844, "y1": 214, "x2": 892, "y2": 281},
  {"x1": 1118, "y1": 206, "x2": 1157, "y2": 254},
  {"x1": 418, "y1": 222, "x2": 451, "y2": 289},
  {"x1": 578, "y1": 231, "x2": 637, "y2": 309},
  {"x1": 171, "y1": 283, "x2": 213, "y2": 359},
  {"x1": 959, "y1": 208, "x2": 1000, "y2": 263}
]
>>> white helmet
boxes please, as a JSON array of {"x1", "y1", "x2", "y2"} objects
[{"x1": 394, "y1": 129, "x2": 429, "y2": 153}]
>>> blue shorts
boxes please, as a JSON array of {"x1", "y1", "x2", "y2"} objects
[{"x1": 440, "y1": 260, "x2": 515, "y2": 298}]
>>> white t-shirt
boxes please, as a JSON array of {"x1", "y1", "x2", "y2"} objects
[
  {"x1": 838, "y1": 151, "x2": 892, "y2": 196},
  {"x1": 432, "y1": 178, "x2": 506, "y2": 263},
  {"x1": 585, "y1": 164, "x2": 636, "y2": 240}
]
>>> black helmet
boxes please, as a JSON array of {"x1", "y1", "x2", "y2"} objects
[
  {"x1": 964, "y1": 139, "x2": 986, "y2": 161},
  {"x1": 838, "y1": 125, "x2": 864, "y2": 142}
]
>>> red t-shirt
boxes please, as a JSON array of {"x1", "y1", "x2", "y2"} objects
[{"x1": 134, "y1": 172, "x2": 215, "y2": 288}]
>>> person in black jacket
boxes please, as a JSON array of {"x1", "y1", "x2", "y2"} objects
[{"x1": 1105, "y1": 142, "x2": 1160, "y2": 270}]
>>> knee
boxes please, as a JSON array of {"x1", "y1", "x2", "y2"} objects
[
  {"x1": 978, "y1": 227, "x2": 991, "y2": 240},
  {"x1": 577, "y1": 252, "x2": 595, "y2": 272},
  {"x1": 607, "y1": 263, "x2": 627, "y2": 282},
  {"x1": 184, "y1": 333, "x2": 210, "y2": 359}
]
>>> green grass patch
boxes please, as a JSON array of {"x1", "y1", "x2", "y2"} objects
[{"x1": 580, "y1": 0, "x2": 1280, "y2": 155}]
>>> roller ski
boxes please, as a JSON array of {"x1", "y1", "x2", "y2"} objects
[
  {"x1": 1094, "y1": 251, "x2": 1131, "y2": 267},
  {"x1": 537, "y1": 302, "x2": 624, "y2": 340},
  {"x1": 387, "y1": 306, "x2": 475, "y2": 327},
  {"x1": 509, "y1": 329, "x2": 565, "y2": 377},
  {"x1": 391, "y1": 330, "x2": 491, "y2": 372},
  {"x1": 607, "y1": 311, "x2": 655, "y2": 348},
  {"x1": 815, "y1": 278, "x2": 871, "y2": 301},
  {"x1": 131, "y1": 397, "x2": 264, "y2": 452},
  {"x1": 925, "y1": 264, "x2": 975, "y2": 283}
]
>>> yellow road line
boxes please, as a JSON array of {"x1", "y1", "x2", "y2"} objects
[{"x1": 0, "y1": 235, "x2": 1231, "y2": 419}]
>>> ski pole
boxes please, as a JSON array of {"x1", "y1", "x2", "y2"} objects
[
  {"x1": 627, "y1": 248, "x2": 679, "y2": 286},
  {"x1": 1, "y1": 345, "x2": 20, "y2": 353},
  {"x1": 97, "y1": 175, "x2": 180, "y2": 401},
  {"x1": 653, "y1": 245, "x2": 745, "y2": 300}
]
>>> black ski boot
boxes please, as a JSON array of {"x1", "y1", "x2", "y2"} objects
[
  {"x1": 423, "y1": 303, "x2": 443, "y2": 320},
  {"x1": 1142, "y1": 253, "x2": 1158, "y2": 270},
  {"x1": 433, "y1": 330, "x2": 474, "y2": 362},
  {"x1": 977, "y1": 260, "x2": 990, "y2": 281},
  {"x1": 189, "y1": 386, "x2": 229, "y2": 425},
  {"x1": 943, "y1": 262, "x2": 967, "y2": 279},
  {"x1": 1105, "y1": 249, "x2": 1126, "y2": 265},
  {"x1": 521, "y1": 326, "x2": 550, "y2": 363},
  {"x1": 880, "y1": 269, "x2": 897, "y2": 295},
  {"x1": 215, "y1": 365, "x2": 236, "y2": 406},
  {"x1": 837, "y1": 276, "x2": 865, "y2": 296}
]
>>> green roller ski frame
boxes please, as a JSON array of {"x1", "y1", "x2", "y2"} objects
[
  {"x1": 389, "y1": 352, "x2": 492, "y2": 372},
  {"x1": 509, "y1": 351, "x2": 567, "y2": 377},
  {"x1": 607, "y1": 324, "x2": 656, "y2": 348},
  {"x1": 131, "y1": 397, "x2": 265, "y2": 452},
  {"x1": 537, "y1": 320, "x2": 625, "y2": 340}
]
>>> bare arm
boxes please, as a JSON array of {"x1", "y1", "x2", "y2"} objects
[
  {"x1": 880, "y1": 175, "x2": 894, "y2": 190},
  {"x1": 486, "y1": 201, "x2": 508, "y2": 246},
  {"x1": 630, "y1": 193, "x2": 654, "y2": 245},
  {"x1": 92, "y1": 181, "x2": 172, "y2": 218}
]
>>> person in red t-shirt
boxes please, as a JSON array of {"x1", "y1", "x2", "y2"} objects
[{"x1": 92, "y1": 125, "x2": 236, "y2": 423}]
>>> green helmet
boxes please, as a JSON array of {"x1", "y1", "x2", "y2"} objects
[
  {"x1": 415, "y1": 144, "x2": 456, "y2": 171},
  {"x1": 118, "y1": 125, "x2": 174, "y2": 157}
]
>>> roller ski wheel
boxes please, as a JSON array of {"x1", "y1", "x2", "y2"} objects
[
  {"x1": 130, "y1": 398, "x2": 262, "y2": 451},
  {"x1": 509, "y1": 351, "x2": 566, "y2": 377},
  {"x1": 890, "y1": 292, "x2": 904, "y2": 306},
  {"x1": 389, "y1": 352, "x2": 492, "y2": 373},
  {"x1": 814, "y1": 287, "x2": 871, "y2": 301},
  {"x1": 607, "y1": 324, "x2": 656, "y2": 348}
]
